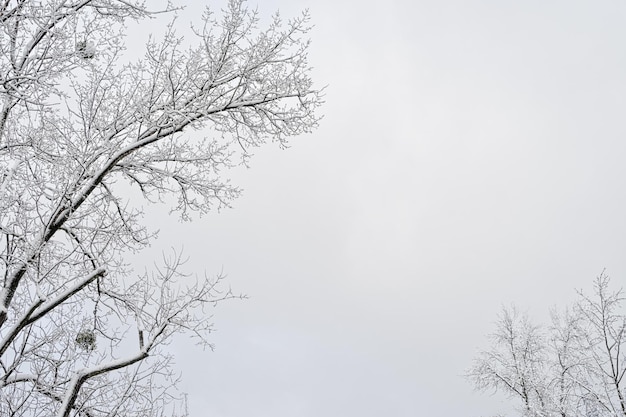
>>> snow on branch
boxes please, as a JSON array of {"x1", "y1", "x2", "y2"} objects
[{"x1": 0, "y1": 0, "x2": 322, "y2": 415}]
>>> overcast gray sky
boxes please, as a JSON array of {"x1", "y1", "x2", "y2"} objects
[{"x1": 128, "y1": 1, "x2": 626, "y2": 416}]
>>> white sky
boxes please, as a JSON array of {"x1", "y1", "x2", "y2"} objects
[{"x1": 128, "y1": 1, "x2": 626, "y2": 416}]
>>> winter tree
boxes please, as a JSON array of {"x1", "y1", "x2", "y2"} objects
[
  {"x1": 0, "y1": 0, "x2": 322, "y2": 415},
  {"x1": 468, "y1": 273, "x2": 626, "y2": 417}
]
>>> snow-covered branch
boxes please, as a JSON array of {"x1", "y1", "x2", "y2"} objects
[
  {"x1": 469, "y1": 274, "x2": 626, "y2": 417},
  {"x1": 0, "y1": 0, "x2": 321, "y2": 415}
]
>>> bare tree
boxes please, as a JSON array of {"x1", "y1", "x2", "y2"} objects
[
  {"x1": 468, "y1": 273, "x2": 626, "y2": 417},
  {"x1": 0, "y1": 0, "x2": 322, "y2": 415}
]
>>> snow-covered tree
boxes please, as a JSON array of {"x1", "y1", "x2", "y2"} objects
[
  {"x1": 468, "y1": 273, "x2": 626, "y2": 417},
  {"x1": 0, "y1": 0, "x2": 322, "y2": 415}
]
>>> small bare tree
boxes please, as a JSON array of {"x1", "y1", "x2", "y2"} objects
[
  {"x1": 0, "y1": 0, "x2": 322, "y2": 415},
  {"x1": 468, "y1": 273, "x2": 626, "y2": 417}
]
